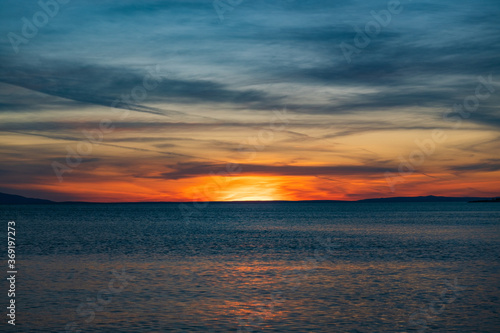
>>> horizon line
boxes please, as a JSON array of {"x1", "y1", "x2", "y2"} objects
[{"x1": 1, "y1": 192, "x2": 498, "y2": 204}]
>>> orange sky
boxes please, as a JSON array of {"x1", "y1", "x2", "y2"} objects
[
  {"x1": 1, "y1": 1, "x2": 499, "y2": 202},
  {"x1": 0, "y1": 98, "x2": 498, "y2": 202}
]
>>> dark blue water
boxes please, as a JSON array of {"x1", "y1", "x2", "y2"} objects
[{"x1": 1, "y1": 202, "x2": 499, "y2": 332}]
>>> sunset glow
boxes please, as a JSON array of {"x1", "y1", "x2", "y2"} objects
[{"x1": 1, "y1": 1, "x2": 499, "y2": 202}]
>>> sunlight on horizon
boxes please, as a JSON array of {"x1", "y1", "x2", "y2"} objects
[{"x1": 214, "y1": 178, "x2": 285, "y2": 201}]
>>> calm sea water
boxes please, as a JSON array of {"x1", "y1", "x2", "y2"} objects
[{"x1": 1, "y1": 202, "x2": 499, "y2": 332}]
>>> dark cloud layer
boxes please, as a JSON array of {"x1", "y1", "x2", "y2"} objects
[
  {"x1": 0, "y1": 61, "x2": 282, "y2": 116},
  {"x1": 162, "y1": 162, "x2": 396, "y2": 180}
]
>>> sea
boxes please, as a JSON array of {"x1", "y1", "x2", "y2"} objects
[{"x1": 1, "y1": 202, "x2": 499, "y2": 332}]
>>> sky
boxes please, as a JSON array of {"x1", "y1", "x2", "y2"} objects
[{"x1": 0, "y1": 0, "x2": 499, "y2": 202}]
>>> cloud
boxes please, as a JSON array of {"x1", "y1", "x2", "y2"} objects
[
  {"x1": 0, "y1": 60, "x2": 285, "y2": 116},
  {"x1": 2, "y1": 0, "x2": 499, "y2": 116},
  {"x1": 1, "y1": 0, "x2": 499, "y2": 201},
  {"x1": 463, "y1": 110, "x2": 500, "y2": 129},
  {"x1": 449, "y1": 159, "x2": 500, "y2": 173},
  {"x1": 161, "y1": 162, "x2": 395, "y2": 180}
]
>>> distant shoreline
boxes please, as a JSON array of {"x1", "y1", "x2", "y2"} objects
[{"x1": 468, "y1": 198, "x2": 500, "y2": 203}]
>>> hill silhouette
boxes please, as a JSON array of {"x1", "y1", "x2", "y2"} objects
[{"x1": 0, "y1": 192, "x2": 54, "y2": 204}]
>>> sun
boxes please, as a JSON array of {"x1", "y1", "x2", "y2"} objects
[
  {"x1": 213, "y1": 176, "x2": 285, "y2": 201},
  {"x1": 224, "y1": 193, "x2": 278, "y2": 201}
]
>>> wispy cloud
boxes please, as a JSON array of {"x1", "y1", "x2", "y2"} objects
[{"x1": 0, "y1": 0, "x2": 499, "y2": 200}]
